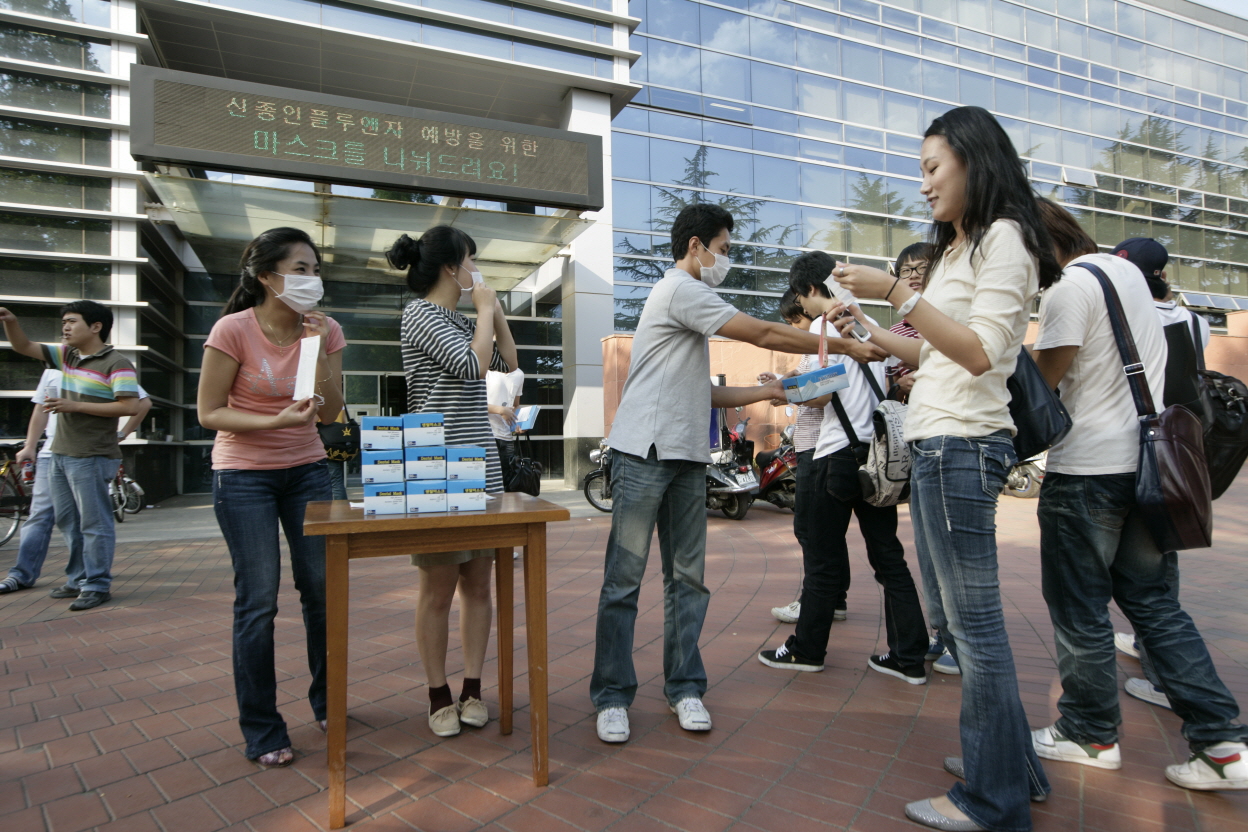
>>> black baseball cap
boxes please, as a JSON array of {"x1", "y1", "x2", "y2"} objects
[
  {"x1": 1112, "y1": 237, "x2": 1170, "y2": 299},
  {"x1": 1112, "y1": 237, "x2": 1168, "y2": 278}
]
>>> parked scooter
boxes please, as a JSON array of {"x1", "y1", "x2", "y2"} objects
[
  {"x1": 708, "y1": 407, "x2": 757, "y2": 520},
  {"x1": 583, "y1": 439, "x2": 612, "y2": 512},
  {"x1": 755, "y1": 423, "x2": 797, "y2": 511},
  {"x1": 1004, "y1": 452, "x2": 1046, "y2": 498}
]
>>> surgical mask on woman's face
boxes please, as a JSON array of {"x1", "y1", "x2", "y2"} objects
[
  {"x1": 697, "y1": 246, "x2": 730, "y2": 288},
  {"x1": 457, "y1": 266, "x2": 484, "y2": 305},
  {"x1": 274, "y1": 273, "x2": 323, "y2": 312}
]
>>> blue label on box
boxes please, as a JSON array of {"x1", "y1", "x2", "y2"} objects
[
  {"x1": 361, "y1": 416, "x2": 403, "y2": 449},
  {"x1": 402, "y1": 412, "x2": 445, "y2": 447},
  {"x1": 404, "y1": 446, "x2": 446, "y2": 480},
  {"x1": 406, "y1": 480, "x2": 447, "y2": 513},
  {"x1": 446, "y1": 445, "x2": 487, "y2": 480},
  {"x1": 446, "y1": 480, "x2": 487, "y2": 511}
]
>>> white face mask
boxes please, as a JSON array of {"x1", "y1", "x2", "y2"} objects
[
  {"x1": 274, "y1": 273, "x2": 323, "y2": 312},
  {"x1": 697, "y1": 246, "x2": 730, "y2": 288},
  {"x1": 457, "y1": 267, "x2": 484, "y2": 305}
]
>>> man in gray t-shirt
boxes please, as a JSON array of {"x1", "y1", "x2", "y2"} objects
[{"x1": 591, "y1": 204, "x2": 885, "y2": 744}]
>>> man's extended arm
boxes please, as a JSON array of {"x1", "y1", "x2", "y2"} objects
[
  {"x1": 715, "y1": 312, "x2": 888, "y2": 363},
  {"x1": 120, "y1": 396, "x2": 153, "y2": 438},
  {"x1": 0, "y1": 307, "x2": 47, "y2": 361}
]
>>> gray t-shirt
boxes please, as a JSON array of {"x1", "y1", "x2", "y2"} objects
[{"x1": 607, "y1": 268, "x2": 738, "y2": 463}]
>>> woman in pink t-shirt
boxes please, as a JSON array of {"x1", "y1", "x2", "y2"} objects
[{"x1": 197, "y1": 227, "x2": 345, "y2": 768}]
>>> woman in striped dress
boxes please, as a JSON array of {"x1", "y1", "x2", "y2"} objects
[{"x1": 387, "y1": 225, "x2": 518, "y2": 738}]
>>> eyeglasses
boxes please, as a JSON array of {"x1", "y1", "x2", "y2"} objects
[{"x1": 899, "y1": 265, "x2": 929, "y2": 278}]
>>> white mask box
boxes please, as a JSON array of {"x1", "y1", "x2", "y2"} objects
[
  {"x1": 361, "y1": 451, "x2": 404, "y2": 484},
  {"x1": 446, "y1": 446, "x2": 487, "y2": 480},
  {"x1": 782, "y1": 363, "x2": 850, "y2": 403},
  {"x1": 406, "y1": 480, "x2": 447, "y2": 514},
  {"x1": 405, "y1": 446, "x2": 446, "y2": 480},
  {"x1": 447, "y1": 480, "x2": 488, "y2": 512},
  {"x1": 403, "y1": 412, "x2": 445, "y2": 447},
  {"x1": 361, "y1": 416, "x2": 403, "y2": 450},
  {"x1": 363, "y1": 483, "x2": 406, "y2": 515}
]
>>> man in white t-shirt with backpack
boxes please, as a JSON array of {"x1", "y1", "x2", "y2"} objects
[{"x1": 1030, "y1": 201, "x2": 1247, "y2": 791}]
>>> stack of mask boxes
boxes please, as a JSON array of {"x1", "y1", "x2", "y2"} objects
[{"x1": 359, "y1": 414, "x2": 487, "y2": 514}]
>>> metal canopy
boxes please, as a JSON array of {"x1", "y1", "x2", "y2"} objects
[{"x1": 146, "y1": 174, "x2": 592, "y2": 287}]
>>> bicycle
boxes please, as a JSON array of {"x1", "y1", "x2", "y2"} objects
[
  {"x1": 108, "y1": 462, "x2": 145, "y2": 522},
  {"x1": 0, "y1": 443, "x2": 33, "y2": 547}
]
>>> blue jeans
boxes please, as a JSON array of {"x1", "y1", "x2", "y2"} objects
[
  {"x1": 327, "y1": 458, "x2": 347, "y2": 501},
  {"x1": 48, "y1": 454, "x2": 120, "y2": 593},
  {"x1": 910, "y1": 433, "x2": 1048, "y2": 832},
  {"x1": 213, "y1": 460, "x2": 331, "y2": 759},
  {"x1": 1038, "y1": 471, "x2": 1248, "y2": 752},
  {"x1": 7, "y1": 460, "x2": 67, "y2": 586},
  {"x1": 591, "y1": 448, "x2": 709, "y2": 710}
]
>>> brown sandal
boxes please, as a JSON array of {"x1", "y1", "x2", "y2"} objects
[{"x1": 256, "y1": 747, "x2": 294, "y2": 767}]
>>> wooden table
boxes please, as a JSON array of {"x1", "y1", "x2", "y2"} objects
[{"x1": 303, "y1": 493, "x2": 570, "y2": 829}]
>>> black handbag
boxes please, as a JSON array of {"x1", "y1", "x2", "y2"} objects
[
  {"x1": 318, "y1": 411, "x2": 360, "y2": 462},
  {"x1": 1080, "y1": 262, "x2": 1212, "y2": 552},
  {"x1": 505, "y1": 433, "x2": 543, "y2": 496},
  {"x1": 1006, "y1": 347, "x2": 1072, "y2": 461},
  {"x1": 1167, "y1": 315, "x2": 1248, "y2": 500}
]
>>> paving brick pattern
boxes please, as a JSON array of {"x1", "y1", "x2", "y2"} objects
[{"x1": 2, "y1": 484, "x2": 1248, "y2": 831}]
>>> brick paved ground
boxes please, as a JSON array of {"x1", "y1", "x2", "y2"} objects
[{"x1": 2, "y1": 482, "x2": 1248, "y2": 832}]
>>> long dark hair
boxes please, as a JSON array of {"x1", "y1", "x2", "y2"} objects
[
  {"x1": 386, "y1": 225, "x2": 477, "y2": 296},
  {"x1": 924, "y1": 107, "x2": 1062, "y2": 290},
  {"x1": 222, "y1": 227, "x2": 321, "y2": 316}
]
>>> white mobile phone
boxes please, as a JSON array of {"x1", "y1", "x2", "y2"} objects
[{"x1": 836, "y1": 311, "x2": 871, "y2": 342}]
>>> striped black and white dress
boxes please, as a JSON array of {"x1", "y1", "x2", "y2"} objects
[
  {"x1": 401, "y1": 299, "x2": 511, "y2": 567},
  {"x1": 401, "y1": 298, "x2": 509, "y2": 492}
]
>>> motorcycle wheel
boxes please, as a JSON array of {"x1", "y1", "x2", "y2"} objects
[
  {"x1": 1005, "y1": 470, "x2": 1041, "y2": 499},
  {"x1": 583, "y1": 470, "x2": 613, "y2": 513},
  {"x1": 721, "y1": 493, "x2": 752, "y2": 520},
  {"x1": 123, "y1": 481, "x2": 144, "y2": 514}
]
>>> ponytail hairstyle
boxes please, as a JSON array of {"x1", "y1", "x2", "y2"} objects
[
  {"x1": 923, "y1": 106, "x2": 1063, "y2": 290},
  {"x1": 222, "y1": 227, "x2": 321, "y2": 317},
  {"x1": 386, "y1": 225, "x2": 478, "y2": 297}
]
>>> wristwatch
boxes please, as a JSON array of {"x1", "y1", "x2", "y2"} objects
[{"x1": 897, "y1": 291, "x2": 922, "y2": 317}]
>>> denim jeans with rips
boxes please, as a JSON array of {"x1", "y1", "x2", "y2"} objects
[
  {"x1": 910, "y1": 432, "x2": 1049, "y2": 832},
  {"x1": 590, "y1": 448, "x2": 709, "y2": 711},
  {"x1": 1038, "y1": 471, "x2": 1248, "y2": 752}
]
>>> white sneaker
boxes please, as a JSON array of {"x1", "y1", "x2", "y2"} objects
[
  {"x1": 771, "y1": 600, "x2": 800, "y2": 623},
  {"x1": 1114, "y1": 631, "x2": 1140, "y2": 659},
  {"x1": 1031, "y1": 724, "x2": 1121, "y2": 770},
  {"x1": 1166, "y1": 742, "x2": 1248, "y2": 790},
  {"x1": 670, "y1": 697, "x2": 712, "y2": 732},
  {"x1": 596, "y1": 707, "x2": 629, "y2": 743},
  {"x1": 1125, "y1": 677, "x2": 1172, "y2": 710}
]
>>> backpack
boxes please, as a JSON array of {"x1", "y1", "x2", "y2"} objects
[
  {"x1": 829, "y1": 362, "x2": 911, "y2": 507},
  {"x1": 1166, "y1": 315, "x2": 1248, "y2": 500}
]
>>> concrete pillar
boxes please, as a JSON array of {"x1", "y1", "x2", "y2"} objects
[{"x1": 559, "y1": 88, "x2": 614, "y2": 488}]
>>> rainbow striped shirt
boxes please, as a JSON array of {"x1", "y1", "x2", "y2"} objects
[{"x1": 40, "y1": 343, "x2": 139, "y2": 458}]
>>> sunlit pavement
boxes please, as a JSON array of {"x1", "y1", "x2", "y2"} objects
[{"x1": 2, "y1": 479, "x2": 1247, "y2": 831}]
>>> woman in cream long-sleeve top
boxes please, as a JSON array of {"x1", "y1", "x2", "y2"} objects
[{"x1": 837, "y1": 106, "x2": 1062, "y2": 832}]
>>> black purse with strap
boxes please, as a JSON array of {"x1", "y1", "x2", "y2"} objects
[
  {"x1": 318, "y1": 411, "x2": 360, "y2": 461},
  {"x1": 505, "y1": 433, "x2": 543, "y2": 496},
  {"x1": 1079, "y1": 262, "x2": 1212, "y2": 551},
  {"x1": 1006, "y1": 347, "x2": 1072, "y2": 462}
]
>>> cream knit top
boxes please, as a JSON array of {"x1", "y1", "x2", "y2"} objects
[{"x1": 905, "y1": 219, "x2": 1040, "y2": 442}]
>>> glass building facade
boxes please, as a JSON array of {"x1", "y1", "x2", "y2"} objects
[
  {"x1": 1, "y1": 0, "x2": 1244, "y2": 496},
  {"x1": 0, "y1": 0, "x2": 633, "y2": 495},
  {"x1": 614, "y1": 0, "x2": 1248, "y2": 332}
]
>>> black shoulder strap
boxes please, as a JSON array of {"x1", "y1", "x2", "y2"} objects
[
  {"x1": 1190, "y1": 311, "x2": 1207, "y2": 372},
  {"x1": 830, "y1": 361, "x2": 884, "y2": 450},
  {"x1": 1075, "y1": 262, "x2": 1157, "y2": 418}
]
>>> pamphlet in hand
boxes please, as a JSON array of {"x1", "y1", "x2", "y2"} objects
[
  {"x1": 512, "y1": 405, "x2": 540, "y2": 433},
  {"x1": 823, "y1": 272, "x2": 857, "y2": 308},
  {"x1": 293, "y1": 335, "x2": 320, "y2": 400}
]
